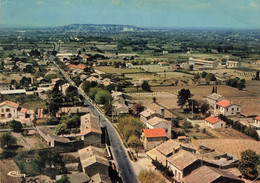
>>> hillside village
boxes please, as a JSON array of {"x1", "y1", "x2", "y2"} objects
[{"x1": 0, "y1": 27, "x2": 260, "y2": 183}]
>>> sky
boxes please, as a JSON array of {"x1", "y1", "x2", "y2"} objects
[{"x1": 1, "y1": 0, "x2": 260, "y2": 29}]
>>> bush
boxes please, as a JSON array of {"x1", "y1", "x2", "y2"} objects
[{"x1": 8, "y1": 120, "x2": 23, "y2": 132}]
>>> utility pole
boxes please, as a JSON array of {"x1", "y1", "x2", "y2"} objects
[{"x1": 192, "y1": 100, "x2": 194, "y2": 119}]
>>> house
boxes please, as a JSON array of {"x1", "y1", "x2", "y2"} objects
[
  {"x1": 146, "y1": 116, "x2": 171, "y2": 138},
  {"x1": 205, "y1": 116, "x2": 226, "y2": 129},
  {"x1": 113, "y1": 103, "x2": 129, "y2": 115},
  {"x1": 146, "y1": 139, "x2": 196, "y2": 166},
  {"x1": 183, "y1": 166, "x2": 244, "y2": 183},
  {"x1": 142, "y1": 128, "x2": 167, "y2": 150},
  {"x1": 80, "y1": 113, "x2": 102, "y2": 146},
  {"x1": 36, "y1": 126, "x2": 71, "y2": 147},
  {"x1": 189, "y1": 57, "x2": 218, "y2": 68},
  {"x1": 78, "y1": 146, "x2": 111, "y2": 182},
  {"x1": 0, "y1": 101, "x2": 27, "y2": 119},
  {"x1": 207, "y1": 93, "x2": 224, "y2": 110},
  {"x1": 158, "y1": 62, "x2": 169, "y2": 66},
  {"x1": 0, "y1": 81, "x2": 10, "y2": 92},
  {"x1": 226, "y1": 61, "x2": 241, "y2": 68},
  {"x1": 140, "y1": 108, "x2": 162, "y2": 124},
  {"x1": 68, "y1": 64, "x2": 87, "y2": 70},
  {"x1": 166, "y1": 150, "x2": 219, "y2": 183},
  {"x1": 216, "y1": 100, "x2": 241, "y2": 116},
  {"x1": 126, "y1": 63, "x2": 134, "y2": 68},
  {"x1": 255, "y1": 116, "x2": 260, "y2": 124}
]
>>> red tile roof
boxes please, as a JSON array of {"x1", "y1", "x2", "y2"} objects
[
  {"x1": 0, "y1": 81, "x2": 9, "y2": 84},
  {"x1": 68, "y1": 64, "x2": 86, "y2": 70},
  {"x1": 256, "y1": 116, "x2": 260, "y2": 120},
  {"x1": 0, "y1": 101, "x2": 19, "y2": 108},
  {"x1": 20, "y1": 108, "x2": 28, "y2": 113},
  {"x1": 216, "y1": 100, "x2": 232, "y2": 107},
  {"x1": 143, "y1": 128, "x2": 167, "y2": 138},
  {"x1": 205, "y1": 116, "x2": 220, "y2": 124}
]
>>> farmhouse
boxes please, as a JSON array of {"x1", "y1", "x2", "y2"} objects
[
  {"x1": 0, "y1": 81, "x2": 10, "y2": 92},
  {"x1": 0, "y1": 100, "x2": 27, "y2": 119},
  {"x1": 255, "y1": 116, "x2": 260, "y2": 124},
  {"x1": 146, "y1": 116, "x2": 172, "y2": 138},
  {"x1": 142, "y1": 128, "x2": 167, "y2": 150},
  {"x1": 158, "y1": 61, "x2": 169, "y2": 66},
  {"x1": 226, "y1": 60, "x2": 241, "y2": 68},
  {"x1": 78, "y1": 146, "x2": 110, "y2": 178},
  {"x1": 36, "y1": 126, "x2": 71, "y2": 147},
  {"x1": 80, "y1": 113, "x2": 102, "y2": 146},
  {"x1": 140, "y1": 108, "x2": 162, "y2": 124},
  {"x1": 183, "y1": 166, "x2": 244, "y2": 183},
  {"x1": 216, "y1": 100, "x2": 241, "y2": 117},
  {"x1": 205, "y1": 116, "x2": 226, "y2": 129},
  {"x1": 146, "y1": 139, "x2": 196, "y2": 166},
  {"x1": 166, "y1": 150, "x2": 219, "y2": 183},
  {"x1": 207, "y1": 93, "x2": 224, "y2": 110},
  {"x1": 189, "y1": 57, "x2": 218, "y2": 68}
]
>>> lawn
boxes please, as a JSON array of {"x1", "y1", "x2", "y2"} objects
[
  {"x1": 0, "y1": 73, "x2": 33, "y2": 82},
  {"x1": 95, "y1": 66, "x2": 144, "y2": 74}
]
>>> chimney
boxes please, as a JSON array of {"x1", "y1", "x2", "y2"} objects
[{"x1": 160, "y1": 107, "x2": 165, "y2": 118}]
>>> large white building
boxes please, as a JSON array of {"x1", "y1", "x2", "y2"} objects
[
  {"x1": 216, "y1": 100, "x2": 241, "y2": 116},
  {"x1": 189, "y1": 57, "x2": 218, "y2": 68},
  {"x1": 0, "y1": 100, "x2": 27, "y2": 119}
]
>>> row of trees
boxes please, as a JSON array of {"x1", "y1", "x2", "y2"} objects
[
  {"x1": 226, "y1": 77, "x2": 246, "y2": 90},
  {"x1": 219, "y1": 115, "x2": 259, "y2": 140}
]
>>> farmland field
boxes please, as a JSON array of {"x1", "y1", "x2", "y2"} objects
[
  {"x1": 0, "y1": 73, "x2": 33, "y2": 82},
  {"x1": 94, "y1": 66, "x2": 144, "y2": 74},
  {"x1": 197, "y1": 138, "x2": 260, "y2": 158},
  {"x1": 151, "y1": 85, "x2": 260, "y2": 116},
  {"x1": 0, "y1": 159, "x2": 22, "y2": 183}
]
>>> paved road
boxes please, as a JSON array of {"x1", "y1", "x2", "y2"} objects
[{"x1": 53, "y1": 61, "x2": 138, "y2": 183}]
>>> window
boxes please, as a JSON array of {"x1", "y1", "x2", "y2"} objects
[
  {"x1": 1, "y1": 109, "x2": 3, "y2": 112},
  {"x1": 6, "y1": 108, "x2": 10, "y2": 112},
  {"x1": 1, "y1": 114, "x2": 5, "y2": 118},
  {"x1": 226, "y1": 108, "x2": 228, "y2": 112},
  {"x1": 237, "y1": 108, "x2": 239, "y2": 111},
  {"x1": 232, "y1": 108, "x2": 234, "y2": 111}
]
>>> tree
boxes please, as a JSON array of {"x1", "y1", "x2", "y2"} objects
[
  {"x1": 95, "y1": 90, "x2": 112, "y2": 104},
  {"x1": 0, "y1": 133, "x2": 17, "y2": 148},
  {"x1": 138, "y1": 169, "x2": 164, "y2": 183},
  {"x1": 171, "y1": 118, "x2": 180, "y2": 127},
  {"x1": 127, "y1": 135, "x2": 143, "y2": 156},
  {"x1": 132, "y1": 103, "x2": 144, "y2": 114},
  {"x1": 141, "y1": 81, "x2": 151, "y2": 92},
  {"x1": 177, "y1": 89, "x2": 191, "y2": 108},
  {"x1": 8, "y1": 120, "x2": 23, "y2": 132},
  {"x1": 256, "y1": 71, "x2": 259, "y2": 80},
  {"x1": 200, "y1": 103, "x2": 209, "y2": 115},
  {"x1": 201, "y1": 71, "x2": 207, "y2": 78},
  {"x1": 57, "y1": 175, "x2": 71, "y2": 183},
  {"x1": 238, "y1": 149, "x2": 259, "y2": 179},
  {"x1": 55, "y1": 123, "x2": 70, "y2": 136},
  {"x1": 89, "y1": 87, "x2": 100, "y2": 100},
  {"x1": 152, "y1": 97, "x2": 157, "y2": 103}
]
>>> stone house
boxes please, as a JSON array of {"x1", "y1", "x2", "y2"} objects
[
  {"x1": 207, "y1": 93, "x2": 224, "y2": 110},
  {"x1": 216, "y1": 100, "x2": 241, "y2": 116},
  {"x1": 205, "y1": 116, "x2": 226, "y2": 129},
  {"x1": 146, "y1": 116, "x2": 172, "y2": 138},
  {"x1": 142, "y1": 128, "x2": 167, "y2": 150},
  {"x1": 140, "y1": 108, "x2": 162, "y2": 124},
  {"x1": 80, "y1": 113, "x2": 102, "y2": 146}
]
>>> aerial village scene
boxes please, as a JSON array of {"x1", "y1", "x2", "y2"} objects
[{"x1": 0, "y1": 0, "x2": 259, "y2": 183}]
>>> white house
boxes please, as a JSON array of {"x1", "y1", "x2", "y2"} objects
[
  {"x1": 226, "y1": 61, "x2": 241, "y2": 68},
  {"x1": 0, "y1": 81, "x2": 10, "y2": 92},
  {"x1": 216, "y1": 100, "x2": 241, "y2": 116},
  {"x1": 189, "y1": 57, "x2": 218, "y2": 68},
  {"x1": 146, "y1": 116, "x2": 171, "y2": 138},
  {"x1": 205, "y1": 116, "x2": 226, "y2": 129},
  {"x1": 0, "y1": 100, "x2": 27, "y2": 119}
]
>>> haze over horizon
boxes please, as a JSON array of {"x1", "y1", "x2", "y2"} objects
[{"x1": 1, "y1": 0, "x2": 260, "y2": 29}]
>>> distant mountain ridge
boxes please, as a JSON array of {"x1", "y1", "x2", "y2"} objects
[{"x1": 54, "y1": 24, "x2": 143, "y2": 32}]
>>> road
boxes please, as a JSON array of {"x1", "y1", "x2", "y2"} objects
[{"x1": 52, "y1": 61, "x2": 138, "y2": 183}]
